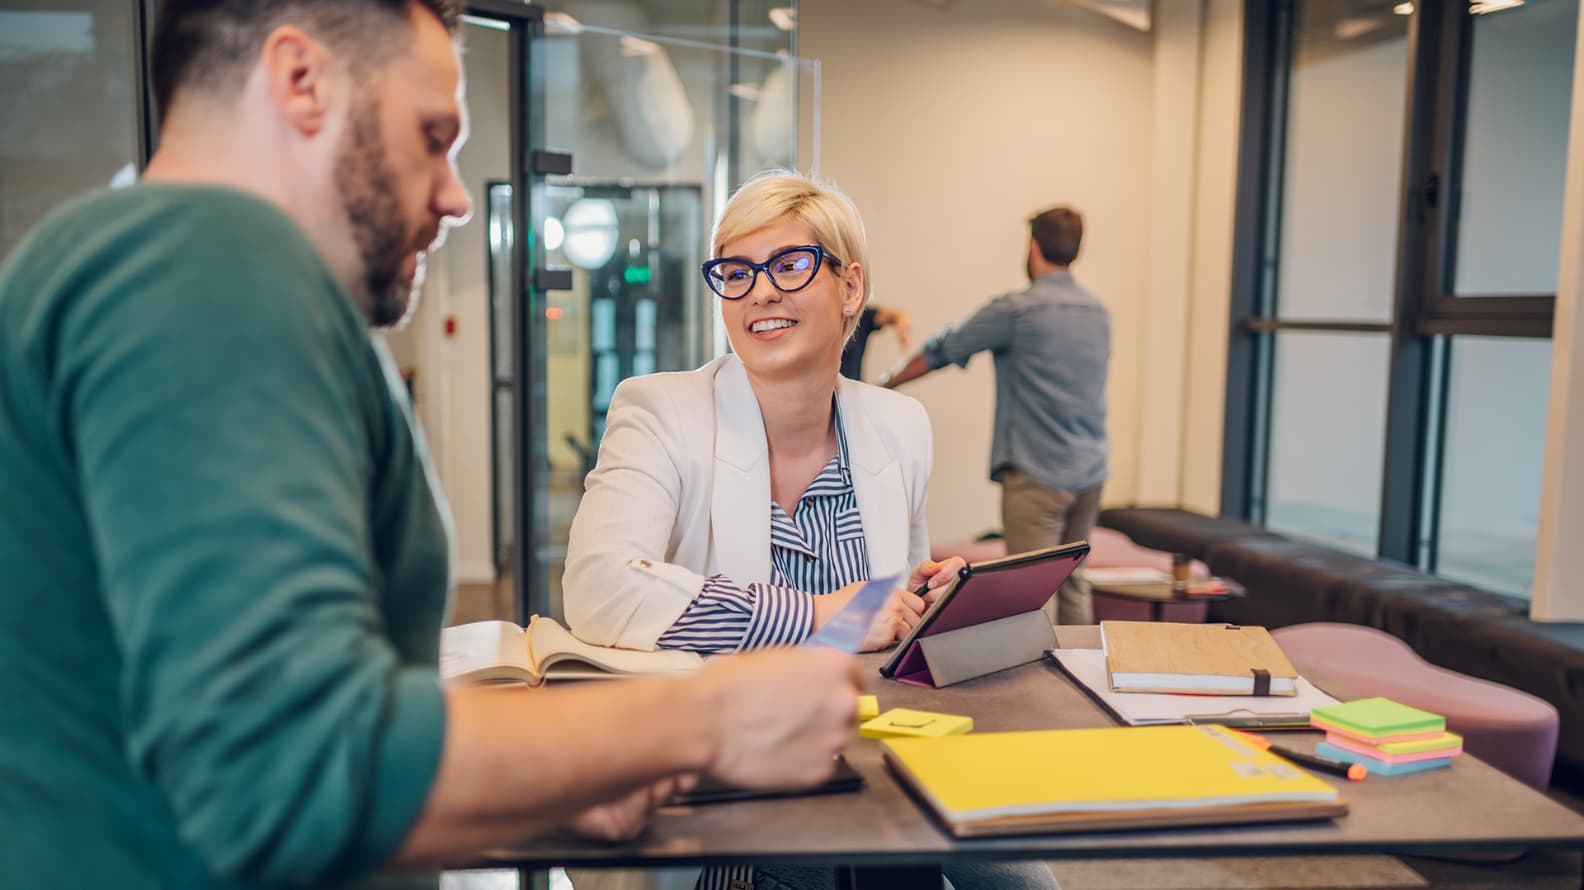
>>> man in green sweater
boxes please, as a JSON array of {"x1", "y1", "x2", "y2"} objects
[{"x1": 0, "y1": 1, "x2": 864, "y2": 887}]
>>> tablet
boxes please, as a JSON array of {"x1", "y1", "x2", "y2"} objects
[{"x1": 879, "y1": 541, "x2": 1091, "y2": 679}]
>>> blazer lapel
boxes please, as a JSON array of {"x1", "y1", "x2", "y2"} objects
[
  {"x1": 711, "y1": 357, "x2": 773, "y2": 583},
  {"x1": 837, "y1": 380, "x2": 910, "y2": 579}
]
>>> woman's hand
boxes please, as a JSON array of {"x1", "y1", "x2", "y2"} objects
[
  {"x1": 811, "y1": 581, "x2": 928, "y2": 652},
  {"x1": 907, "y1": 556, "x2": 967, "y2": 606}
]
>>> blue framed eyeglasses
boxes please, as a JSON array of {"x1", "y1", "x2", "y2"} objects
[{"x1": 701, "y1": 245, "x2": 843, "y2": 301}]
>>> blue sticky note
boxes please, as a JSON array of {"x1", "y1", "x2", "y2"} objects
[{"x1": 804, "y1": 574, "x2": 900, "y2": 653}]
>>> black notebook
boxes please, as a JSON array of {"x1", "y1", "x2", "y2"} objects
[{"x1": 676, "y1": 755, "x2": 863, "y2": 805}]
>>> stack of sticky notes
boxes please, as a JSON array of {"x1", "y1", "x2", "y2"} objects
[
  {"x1": 1310, "y1": 697, "x2": 1463, "y2": 776},
  {"x1": 860, "y1": 707, "x2": 973, "y2": 740}
]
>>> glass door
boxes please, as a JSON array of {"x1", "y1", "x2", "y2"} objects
[{"x1": 515, "y1": 16, "x2": 821, "y2": 621}]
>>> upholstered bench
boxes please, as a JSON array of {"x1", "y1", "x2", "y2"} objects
[{"x1": 1272, "y1": 622, "x2": 1560, "y2": 792}]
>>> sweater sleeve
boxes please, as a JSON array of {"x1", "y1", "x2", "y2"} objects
[{"x1": 62, "y1": 202, "x2": 443, "y2": 886}]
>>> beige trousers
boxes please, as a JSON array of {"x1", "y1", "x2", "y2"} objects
[{"x1": 999, "y1": 468, "x2": 1103, "y2": 626}]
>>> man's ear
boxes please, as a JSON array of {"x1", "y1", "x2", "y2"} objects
[{"x1": 259, "y1": 25, "x2": 338, "y2": 137}]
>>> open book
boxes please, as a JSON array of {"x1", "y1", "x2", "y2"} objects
[{"x1": 440, "y1": 616, "x2": 704, "y2": 685}]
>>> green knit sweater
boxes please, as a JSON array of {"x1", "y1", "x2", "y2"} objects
[{"x1": 0, "y1": 184, "x2": 451, "y2": 888}]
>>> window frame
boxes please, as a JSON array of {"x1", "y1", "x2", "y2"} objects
[{"x1": 1225, "y1": 0, "x2": 1564, "y2": 588}]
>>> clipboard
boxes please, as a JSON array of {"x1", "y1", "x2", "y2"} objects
[{"x1": 879, "y1": 542, "x2": 1089, "y2": 687}]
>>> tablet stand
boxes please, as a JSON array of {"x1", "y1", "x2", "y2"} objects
[{"x1": 891, "y1": 609, "x2": 1057, "y2": 688}]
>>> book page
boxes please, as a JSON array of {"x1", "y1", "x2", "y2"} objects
[
  {"x1": 527, "y1": 615, "x2": 704, "y2": 679},
  {"x1": 439, "y1": 620, "x2": 537, "y2": 684}
]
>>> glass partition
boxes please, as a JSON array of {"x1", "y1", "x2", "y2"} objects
[{"x1": 521, "y1": 17, "x2": 820, "y2": 619}]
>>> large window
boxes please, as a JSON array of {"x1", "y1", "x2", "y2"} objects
[{"x1": 1227, "y1": 0, "x2": 1576, "y2": 602}]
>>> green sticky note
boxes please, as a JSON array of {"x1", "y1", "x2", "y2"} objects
[{"x1": 1311, "y1": 697, "x2": 1445, "y2": 738}]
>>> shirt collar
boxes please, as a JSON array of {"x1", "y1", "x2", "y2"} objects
[{"x1": 832, "y1": 398, "x2": 852, "y2": 480}]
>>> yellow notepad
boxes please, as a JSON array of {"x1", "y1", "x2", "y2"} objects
[
  {"x1": 857, "y1": 695, "x2": 880, "y2": 722},
  {"x1": 860, "y1": 708, "x2": 973, "y2": 739},
  {"x1": 884, "y1": 724, "x2": 1339, "y2": 823}
]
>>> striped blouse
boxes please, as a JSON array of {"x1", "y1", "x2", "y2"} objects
[
  {"x1": 657, "y1": 403, "x2": 870, "y2": 651},
  {"x1": 660, "y1": 405, "x2": 870, "y2": 890}
]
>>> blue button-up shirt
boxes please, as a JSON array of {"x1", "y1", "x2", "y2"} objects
[{"x1": 922, "y1": 269, "x2": 1110, "y2": 493}]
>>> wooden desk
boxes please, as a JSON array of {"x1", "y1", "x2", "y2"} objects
[{"x1": 477, "y1": 636, "x2": 1584, "y2": 888}]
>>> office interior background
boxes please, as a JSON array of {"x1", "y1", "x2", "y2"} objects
[{"x1": 2, "y1": 0, "x2": 1581, "y2": 625}]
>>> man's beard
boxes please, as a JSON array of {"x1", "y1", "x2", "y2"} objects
[{"x1": 333, "y1": 96, "x2": 427, "y2": 328}]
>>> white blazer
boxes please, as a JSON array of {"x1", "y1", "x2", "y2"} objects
[{"x1": 563, "y1": 353, "x2": 934, "y2": 650}]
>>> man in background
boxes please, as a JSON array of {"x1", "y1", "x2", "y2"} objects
[
  {"x1": 883, "y1": 207, "x2": 1110, "y2": 625},
  {"x1": 0, "y1": 2, "x2": 860, "y2": 887}
]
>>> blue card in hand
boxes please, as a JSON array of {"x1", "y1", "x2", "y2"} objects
[{"x1": 804, "y1": 574, "x2": 900, "y2": 653}]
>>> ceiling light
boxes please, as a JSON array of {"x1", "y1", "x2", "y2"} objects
[
  {"x1": 1393, "y1": 2, "x2": 1414, "y2": 14},
  {"x1": 1470, "y1": 0, "x2": 1524, "y2": 13},
  {"x1": 544, "y1": 11, "x2": 582, "y2": 33},
  {"x1": 1335, "y1": 16, "x2": 1382, "y2": 39},
  {"x1": 561, "y1": 199, "x2": 620, "y2": 270},
  {"x1": 768, "y1": 7, "x2": 795, "y2": 31},
  {"x1": 619, "y1": 35, "x2": 661, "y2": 57}
]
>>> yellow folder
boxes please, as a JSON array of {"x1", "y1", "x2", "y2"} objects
[{"x1": 884, "y1": 724, "x2": 1344, "y2": 836}]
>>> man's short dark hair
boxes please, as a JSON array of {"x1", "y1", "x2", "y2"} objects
[
  {"x1": 1030, "y1": 207, "x2": 1083, "y2": 267},
  {"x1": 150, "y1": 0, "x2": 460, "y2": 123}
]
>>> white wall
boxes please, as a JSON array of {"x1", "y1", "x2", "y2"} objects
[
  {"x1": 799, "y1": 0, "x2": 1156, "y2": 543},
  {"x1": 1180, "y1": 0, "x2": 1245, "y2": 516},
  {"x1": 1533, "y1": 1, "x2": 1584, "y2": 621},
  {"x1": 801, "y1": 0, "x2": 1245, "y2": 543}
]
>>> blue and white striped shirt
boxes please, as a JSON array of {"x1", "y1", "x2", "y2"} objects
[
  {"x1": 661, "y1": 405, "x2": 869, "y2": 890},
  {"x1": 658, "y1": 404, "x2": 870, "y2": 654}
]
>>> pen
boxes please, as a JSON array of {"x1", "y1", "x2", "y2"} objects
[{"x1": 1266, "y1": 743, "x2": 1367, "y2": 781}]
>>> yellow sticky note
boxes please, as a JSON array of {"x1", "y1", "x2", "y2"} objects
[
  {"x1": 860, "y1": 707, "x2": 973, "y2": 740},
  {"x1": 857, "y1": 695, "x2": 880, "y2": 721}
]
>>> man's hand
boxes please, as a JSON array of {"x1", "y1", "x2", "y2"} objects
[
  {"x1": 811, "y1": 581, "x2": 927, "y2": 652},
  {"x1": 565, "y1": 775, "x2": 695, "y2": 842},
  {"x1": 878, "y1": 353, "x2": 930, "y2": 389},
  {"x1": 875, "y1": 306, "x2": 913, "y2": 351},
  {"x1": 695, "y1": 647, "x2": 864, "y2": 789},
  {"x1": 907, "y1": 556, "x2": 966, "y2": 606}
]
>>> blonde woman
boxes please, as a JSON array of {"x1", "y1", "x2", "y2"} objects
[{"x1": 563, "y1": 171, "x2": 1059, "y2": 890}]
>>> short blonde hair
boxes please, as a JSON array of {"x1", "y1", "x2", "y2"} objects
[{"x1": 711, "y1": 170, "x2": 872, "y2": 339}]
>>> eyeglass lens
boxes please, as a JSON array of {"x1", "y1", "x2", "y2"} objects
[{"x1": 707, "y1": 247, "x2": 820, "y2": 299}]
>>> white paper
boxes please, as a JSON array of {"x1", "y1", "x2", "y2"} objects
[{"x1": 1049, "y1": 648, "x2": 1339, "y2": 726}]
